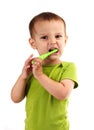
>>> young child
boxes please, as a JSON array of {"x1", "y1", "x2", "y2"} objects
[{"x1": 11, "y1": 12, "x2": 78, "y2": 130}]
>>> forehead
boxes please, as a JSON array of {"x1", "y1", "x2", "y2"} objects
[{"x1": 34, "y1": 20, "x2": 65, "y2": 33}]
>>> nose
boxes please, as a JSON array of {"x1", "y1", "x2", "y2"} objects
[{"x1": 48, "y1": 36, "x2": 56, "y2": 44}]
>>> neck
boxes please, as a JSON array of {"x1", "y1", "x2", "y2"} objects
[{"x1": 42, "y1": 58, "x2": 62, "y2": 65}]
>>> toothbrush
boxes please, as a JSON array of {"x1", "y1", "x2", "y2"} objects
[{"x1": 32, "y1": 48, "x2": 58, "y2": 64}]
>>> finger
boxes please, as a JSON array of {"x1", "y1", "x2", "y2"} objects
[
  {"x1": 32, "y1": 58, "x2": 42, "y2": 64},
  {"x1": 25, "y1": 54, "x2": 34, "y2": 65},
  {"x1": 32, "y1": 60, "x2": 42, "y2": 69}
]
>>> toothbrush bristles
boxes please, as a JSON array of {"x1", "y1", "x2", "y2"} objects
[{"x1": 49, "y1": 48, "x2": 58, "y2": 52}]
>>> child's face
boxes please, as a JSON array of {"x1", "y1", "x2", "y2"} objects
[{"x1": 29, "y1": 20, "x2": 68, "y2": 63}]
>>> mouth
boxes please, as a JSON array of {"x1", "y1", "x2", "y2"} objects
[{"x1": 48, "y1": 48, "x2": 58, "y2": 53}]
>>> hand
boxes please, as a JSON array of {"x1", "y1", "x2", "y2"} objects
[
  {"x1": 21, "y1": 54, "x2": 34, "y2": 79},
  {"x1": 32, "y1": 58, "x2": 43, "y2": 79}
]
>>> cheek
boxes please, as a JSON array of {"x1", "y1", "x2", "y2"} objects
[
  {"x1": 59, "y1": 44, "x2": 66, "y2": 53},
  {"x1": 61, "y1": 42, "x2": 66, "y2": 48},
  {"x1": 37, "y1": 45, "x2": 46, "y2": 55}
]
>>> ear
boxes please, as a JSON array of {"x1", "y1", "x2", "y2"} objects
[
  {"x1": 29, "y1": 38, "x2": 37, "y2": 49},
  {"x1": 64, "y1": 35, "x2": 68, "y2": 45}
]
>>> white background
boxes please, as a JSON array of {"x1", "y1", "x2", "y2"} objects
[{"x1": 0, "y1": 0, "x2": 94, "y2": 130}]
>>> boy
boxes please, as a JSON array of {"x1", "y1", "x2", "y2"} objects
[{"x1": 11, "y1": 12, "x2": 78, "y2": 130}]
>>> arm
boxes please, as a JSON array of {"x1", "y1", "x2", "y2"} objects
[
  {"x1": 36, "y1": 74, "x2": 74, "y2": 100},
  {"x1": 11, "y1": 54, "x2": 33, "y2": 103},
  {"x1": 32, "y1": 59, "x2": 74, "y2": 100},
  {"x1": 11, "y1": 75, "x2": 27, "y2": 103}
]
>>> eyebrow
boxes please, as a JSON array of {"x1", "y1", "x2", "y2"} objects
[
  {"x1": 39, "y1": 32, "x2": 64, "y2": 35},
  {"x1": 39, "y1": 33, "x2": 49, "y2": 36}
]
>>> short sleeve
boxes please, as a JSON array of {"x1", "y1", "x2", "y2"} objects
[{"x1": 61, "y1": 62, "x2": 78, "y2": 88}]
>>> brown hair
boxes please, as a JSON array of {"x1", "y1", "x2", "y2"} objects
[{"x1": 29, "y1": 12, "x2": 66, "y2": 37}]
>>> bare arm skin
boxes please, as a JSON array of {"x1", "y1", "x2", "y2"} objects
[
  {"x1": 36, "y1": 74, "x2": 74, "y2": 100},
  {"x1": 32, "y1": 58, "x2": 74, "y2": 100},
  {"x1": 11, "y1": 56, "x2": 74, "y2": 103},
  {"x1": 11, "y1": 75, "x2": 27, "y2": 103},
  {"x1": 11, "y1": 55, "x2": 33, "y2": 103}
]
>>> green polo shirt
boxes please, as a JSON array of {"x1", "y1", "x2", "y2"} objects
[{"x1": 25, "y1": 62, "x2": 78, "y2": 130}]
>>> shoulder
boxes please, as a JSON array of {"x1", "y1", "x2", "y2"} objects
[
  {"x1": 61, "y1": 61, "x2": 78, "y2": 88},
  {"x1": 61, "y1": 61, "x2": 77, "y2": 70},
  {"x1": 62, "y1": 61, "x2": 76, "y2": 65}
]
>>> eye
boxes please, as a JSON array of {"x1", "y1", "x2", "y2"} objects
[
  {"x1": 41, "y1": 36, "x2": 48, "y2": 40},
  {"x1": 55, "y1": 35, "x2": 62, "y2": 38}
]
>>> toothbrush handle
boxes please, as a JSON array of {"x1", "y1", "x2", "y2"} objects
[
  {"x1": 31, "y1": 48, "x2": 58, "y2": 64},
  {"x1": 39, "y1": 48, "x2": 58, "y2": 60}
]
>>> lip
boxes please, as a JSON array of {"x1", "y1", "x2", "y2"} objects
[
  {"x1": 49, "y1": 48, "x2": 59, "y2": 57},
  {"x1": 48, "y1": 48, "x2": 58, "y2": 52}
]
